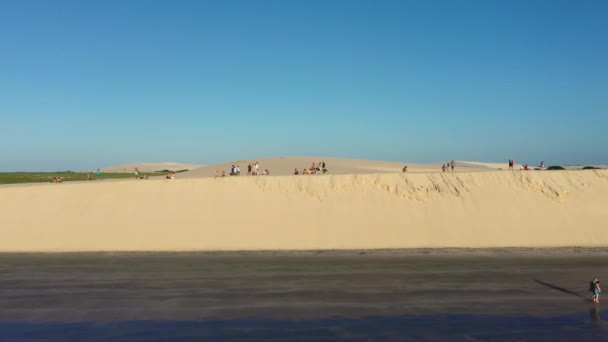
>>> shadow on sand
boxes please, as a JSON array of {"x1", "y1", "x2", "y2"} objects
[{"x1": 534, "y1": 279, "x2": 590, "y2": 301}]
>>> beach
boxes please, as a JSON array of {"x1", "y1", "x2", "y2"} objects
[
  {"x1": 1, "y1": 249, "x2": 607, "y2": 340},
  {"x1": 2, "y1": 159, "x2": 608, "y2": 339},
  {"x1": 0, "y1": 162, "x2": 607, "y2": 252}
]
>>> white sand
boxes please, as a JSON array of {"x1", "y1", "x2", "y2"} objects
[{"x1": 1, "y1": 164, "x2": 607, "y2": 252}]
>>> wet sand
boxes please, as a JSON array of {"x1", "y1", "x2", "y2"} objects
[
  {"x1": 1, "y1": 249, "x2": 607, "y2": 320},
  {"x1": 1, "y1": 249, "x2": 607, "y2": 340}
]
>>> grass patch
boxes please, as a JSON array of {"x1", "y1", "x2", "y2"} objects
[
  {"x1": 156, "y1": 169, "x2": 189, "y2": 173},
  {"x1": 546, "y1": 166, "x2": 565, "y2": 170},
  {"x1": 0, "y1": 172, "x2": 166, "y2": 185},
  {"x1": 582, "y1": 166, "x2": 602, "y2": 170}
]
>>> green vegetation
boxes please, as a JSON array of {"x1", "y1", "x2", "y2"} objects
[
  {"x1": 0, "y1": 172, "x2": 166, "y2": 185},
  {"x1": 156, "y1": 169, "x2": 189, "y2": 173},
  {"x1": 582, "y1": 166, "x2": 602, "y2": 170},
  {"x1": 547, "y1": 166, "x2": 565, "y2": 170}
]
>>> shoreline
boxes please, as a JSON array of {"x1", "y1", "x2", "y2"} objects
[{"x1": 2, "y1": 246, "x2": 608, "y2": 257}]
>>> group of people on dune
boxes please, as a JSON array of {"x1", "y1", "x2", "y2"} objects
[
  {"x1": 246, "y1": 162, "x2": 269, "y2": 176},
  {"x1": 230, "y1": 165, "x2": 241, "y2": 176},
  {"x1": 216, "y1": 162, "x2": 269, "y2": 178},
  {"x1": 133, "y1": 168, "x2": 155, "y2": 179},
  {"x1": 50, "y1": 177, "x2": 63, "y2": 183},
  {"x1": 294, "y1": 161, "x2": 327, "y2": 175},
  {"x1": 509, "y1": 159, "x2": 546, "y2": 171},
  {"x1": 442, "y1": 160, "x2": 455, "y2": 172}
]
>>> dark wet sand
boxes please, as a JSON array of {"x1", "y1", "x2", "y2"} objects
[
  {"x1": 1, "y1": 249, "x2": 607, "y2": 340},
  {"x1": 1, "y1": 248, "x2": 607, "y2": 321}
]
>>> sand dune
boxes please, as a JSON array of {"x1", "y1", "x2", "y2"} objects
[
  {"x1": 1, "y1": 168, "x2": 607, "y2": 252},
  {"x1": 102, "y1": 162, "x2": 205, "y2": 173},
  {"x1": 181, "y1": 156, "x2": 493, "y2": 178},
  {"x1": 457, "y1": 161, "x2": 510, "y2": 170}
]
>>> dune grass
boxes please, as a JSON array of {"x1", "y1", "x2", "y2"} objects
[{"x1": 0, "y1": 172, "x2": 166, "y2": 185}]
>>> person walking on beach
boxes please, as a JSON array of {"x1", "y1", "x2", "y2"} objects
[
  {"x1": 442, "y1": 164, "x2": 446, "y2": 172},
  {"x1": 247, "y1": 164, "x2": 252, "y2": 176},
  {"x1": 450, "y1": 160, "x2": 455, "y2": 172},
  {"x1": 134, "y1": 167, "x2": 139, "y2": 179},
  {"x1": 96, "y1": 168, "x2": 101, "y2": 178},
  {"x1": 590, "y1": 279, "x2": 597, "y2": 301},
  {"x1": 236, "y1": 165, "x2": 241, "y2": 175},
  {"x1": 508, "y1": 159, "x2": 513, "y2": 170},
  {"x1": 590, "y1": 279, "x2": 602, "y2": 303}
]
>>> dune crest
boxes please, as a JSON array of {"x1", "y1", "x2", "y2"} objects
[
  {"x1": 180, "y1": 156, "x2": 496, "y2": 178},
  {"x1": 0, "y1": 170, "x2": 607, "y2": 252}
]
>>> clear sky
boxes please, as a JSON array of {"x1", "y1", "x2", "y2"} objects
[{"x1": 1, "y1": 0, "x2": 606, "y2": 171}]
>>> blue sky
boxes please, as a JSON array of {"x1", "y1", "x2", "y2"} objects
[{"x1": 1, "y1": 0, "x2": 606, "y2": 171}]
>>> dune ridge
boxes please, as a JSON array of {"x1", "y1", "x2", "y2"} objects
[
  {"x1": 0, "y1": 170, "x2": 607, "y2": 252},
  {"x1": 180, "y1": 156, "x2": 495, "y2": 178}
]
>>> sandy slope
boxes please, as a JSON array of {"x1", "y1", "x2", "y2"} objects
[
  {"x1": 1, "y1": 169, "x2": 607, "y2": 252},
  {"x1": 181, "y1": 156, "x2": 493, "y2": 178},
  {"x1": 102, "y1": 162, "x2": 205, "y2": 173}
]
